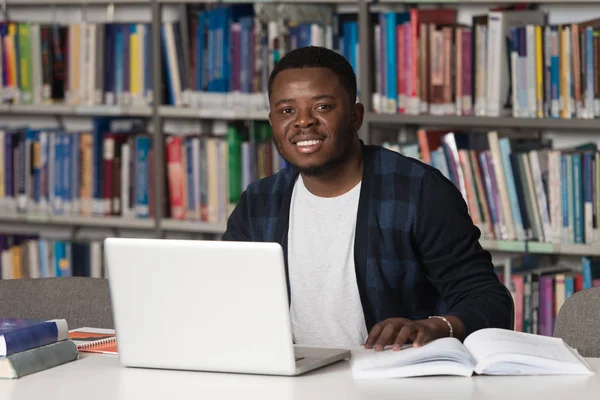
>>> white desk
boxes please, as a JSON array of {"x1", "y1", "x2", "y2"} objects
[{"x1": 1, "y1": 354, "x2": 600, "y2": 400}]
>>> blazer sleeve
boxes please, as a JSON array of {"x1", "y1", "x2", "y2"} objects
[
  {"x1": 414, "y1": 169, "x2": 514, "y2": 337},
  {"x1": 221, "y1": 190, "x2": 251, "y2": 241}
]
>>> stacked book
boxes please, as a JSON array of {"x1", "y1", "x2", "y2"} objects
[{"x1": 0, "y1": 318, "x2": 78, "y2": 379}]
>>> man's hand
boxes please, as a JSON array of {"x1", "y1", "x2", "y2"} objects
[{"x1": 364, "y1": 316, "x2": 461, "y2": 351}]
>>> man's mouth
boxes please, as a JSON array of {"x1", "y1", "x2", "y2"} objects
[
  {"x1": 295, "y1": 139, "x2": 324, "y2": 147},
  {"x1": 292, "y1": 138, "x2": 324, "y2": 154}
]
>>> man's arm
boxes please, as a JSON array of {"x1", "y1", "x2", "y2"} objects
[
  {"x1": 415, "y1": 169, "x2": 513, "y2": 339},
  {"x1": 222, "y1": 190, "x2": 251, "y2": 241}
]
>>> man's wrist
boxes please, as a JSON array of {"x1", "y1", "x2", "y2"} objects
[
  {"x1": 423, "y1": 315, "x2": 465, "y2": 341},
  {"x1": 429, "y1": 316, "x2": 454, "y2": 337},
  {"x1": 443, "y1": 315, "x2": 465, "y2": 340}
]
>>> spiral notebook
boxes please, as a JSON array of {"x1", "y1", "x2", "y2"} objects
[{"x1": 68, "y1": 327, "x2": 118, "y2": 355}]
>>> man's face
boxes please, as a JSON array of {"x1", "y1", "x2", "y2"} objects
[{"x1": 268, "y1": 67, "x2": 362, "y2": 177}]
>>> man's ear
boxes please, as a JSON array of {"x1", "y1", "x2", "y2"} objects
[{"x1": 352, "y1": 102, "x2": 365, "y2": 132}]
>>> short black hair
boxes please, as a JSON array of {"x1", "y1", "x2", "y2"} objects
[{"x1": 267, "y1": 46, "x2": 357, "y2": 103}]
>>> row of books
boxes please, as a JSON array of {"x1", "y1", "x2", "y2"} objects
[
  {"x1": 385, "y1": 130, "x2": 600, "y2": 245},
  {"x1": 500, "y1": 255, "x2": 600, "y2": 336},
  {"x1": 165, "y1": 121, "x2": 287, "y2": 223},
  {"x1": 0, "y1": 234, "x2": 104, "y2": 280},
  {"x1": 0, "y1": 21, "x2": 153, "y2": 108},
  {"x1": 0, "y1": 5, "x2": 358, "y2": 112},
  {"x1": 0, "y1": 117, "x2": 286, "y2": 223},
  {"x1": 373, "y1": 8, "x2": 600, "y2": 119},
  {"x1": 156, "y1": 4, "x2": 600, "y2": 121},
  {"x1": 163, "y1": 4, "x2": 358, "y2": 110},
  {"x1": 0, "y1": 118, "x2": 154, "y2": 219}
]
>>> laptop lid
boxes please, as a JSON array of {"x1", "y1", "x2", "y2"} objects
[{"x1": 104, "y1": 238, "x2": 297, "y2": 375}]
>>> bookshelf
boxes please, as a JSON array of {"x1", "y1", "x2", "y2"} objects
[
  {"x1": 0, "y1": 0, "x2": 597, "y2": 338},
  {"x1": 0, "y1": 0, "x2": 599, "y2": 264}
]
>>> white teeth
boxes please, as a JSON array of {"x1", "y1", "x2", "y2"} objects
[{"x1": 296, "y1": 140, "x2": 322, "y2": 147}]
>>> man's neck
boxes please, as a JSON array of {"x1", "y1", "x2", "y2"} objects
[{"x1": 300, "y1": 142, "x2": 363, "y2": 198}]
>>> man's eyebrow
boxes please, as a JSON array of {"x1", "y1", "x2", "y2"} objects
[
  {"x1": 312, "y1": 94, "x2": 336, "y2": 101},
  {"x1": 274, "y1": 95, "x2": 336, "y2": 107},
  {"x1": 274, "y1": 98, "x2": 295, "y2": 107}
]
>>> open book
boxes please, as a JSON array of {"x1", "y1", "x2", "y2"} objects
[{"x1": 350, "y1": 328, "x2": 595, "y2": 379}]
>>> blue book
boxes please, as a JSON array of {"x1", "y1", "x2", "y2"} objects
[
  {"x1": 550, "y1": 26, "x2": 560, "y2": 118},
  {"x1": 134, "y1": 135, "x2": 151, "y2": 218},
  {"x1": 0, "y1": 318, "x2": 68, "y2": 356}
]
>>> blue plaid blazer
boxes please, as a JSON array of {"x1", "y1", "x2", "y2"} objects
[{"x1": 222, "y1": 143, "x2": 513, "y2": 337}]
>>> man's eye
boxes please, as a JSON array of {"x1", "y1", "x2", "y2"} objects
[
  {"x1": 281, "y1": 108, "x2": 293, "y2": 114},
  {"x1": 316, "y1": 104, "x2": 331, "y2": 110}
]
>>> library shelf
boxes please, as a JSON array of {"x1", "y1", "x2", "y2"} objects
[
  {"x1": 366, "y1": 112, "x2": 600, "y2": 131},
  {"x1": 158, "y1": 0, "x2": 600, "y2": 3},
  {"x1": 160, "y1": 219, "x2": 227, "y2": 234},
  {"x1": 377, "y1": 0, "x2": 600, "y2": 3},
  {"x1": 0, "y1": 104, "x2": 152, "y2": 117},
  {"x1": 0, "y1": 214, "x2": 155, "y2": 230},
  {"x1": 480, "y1": 239, "x2": 600, "y2": 257},
  {"x1": 159, "y1": 106, "x2": 269, "y2": 120}
]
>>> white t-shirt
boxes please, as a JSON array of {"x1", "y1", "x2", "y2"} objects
[{"x1": 287, "y1": 175, "x2": 368, "y2": 348}]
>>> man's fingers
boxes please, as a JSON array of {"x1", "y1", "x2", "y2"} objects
[
  {"x1": 364, "y1": 323, "x2": 384, "y2": 349},
  {"x1": 412, "y1": 329, "x2": 430, "y2": 348},
  {"x1": 392, "y1": 324, "x2": 417, "y2": 351},
  {"x1": 374, "y1": 323, "x2": 398, "y2": 351}
]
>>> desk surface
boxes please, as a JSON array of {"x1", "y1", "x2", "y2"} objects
[{"x1": 2, "y1": 354, "x2": 600, "y2": 400}]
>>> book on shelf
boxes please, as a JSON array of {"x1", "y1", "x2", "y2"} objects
[
  {"x1": 350, "y1": 328, "x2": 594, "y2": 379},
  {"x1": 371, "y1": 7, "x2": 600, "y2": 120},
  {"x1": 0, "y1": 234, "x2": 105, "y2": 279},
  {"x1": 0, "y1": 318, "x2": 79, "y2": 379}
]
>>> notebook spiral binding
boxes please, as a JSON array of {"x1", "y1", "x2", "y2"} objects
[{"x1": 76, "y1": 337, "x2": 116, "y2": 349}]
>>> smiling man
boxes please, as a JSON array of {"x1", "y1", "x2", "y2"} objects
[{"x1": 222, "y1": 46, "x2": 513, "y2": 351}]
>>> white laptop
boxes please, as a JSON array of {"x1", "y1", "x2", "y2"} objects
[{"x1": 103, "y1": 237, "x2": 351, "y2": 376}]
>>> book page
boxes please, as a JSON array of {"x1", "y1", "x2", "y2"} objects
[
  {"x1": 350, "y1": 337, "x2": 475, "y2": 378},
  {"x1": 464, "y1": 328, "x2": 593, "y2": 374}
]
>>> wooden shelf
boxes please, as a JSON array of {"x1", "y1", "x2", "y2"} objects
[
  {"x1": 6, "y1": 0, "x2": 150, "y2": 4},
  {"x1": 160, "y1": 219, "x2": 227, "y2": 234},
  {"x1": 160, "y1": 106, "x2": 269, "y2": 120},
  {"x1": 367, "y1": 112, "x2": 600, "y2": 131},
  {"x1": 0, "y1": 214, "x2": 155, "y2": 230},
  {"x1": 480, "y1": 239, "x2": 600, "y2": 256},
  {"x1": 0, "y1": 104, "x2": 152, "y2": 117}
]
